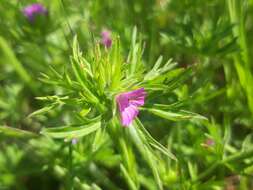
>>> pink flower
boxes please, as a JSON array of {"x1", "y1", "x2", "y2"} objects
[
  {"x1": 101, "y1": 29, "x2": 112, "y2": 48},
  {"x1": 201, "y1": 138, "x2": 215, "y2": 148},
  {"x1": 116, "y1": 88, "x2": 146, "y2": 127},
  {"x1": 23, "y1": 3, "x2": 48, "y2": 21}
]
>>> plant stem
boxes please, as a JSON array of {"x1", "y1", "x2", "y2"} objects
[
  {"x1": 227, "y1": 0, "x2": 253, "y2": 113},
  {"x1": 68, "y1": 142, "x2": 74, "y2": 190}
]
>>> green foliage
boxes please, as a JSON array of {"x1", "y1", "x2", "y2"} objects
[{"x1": 0, "y1": 0, "x2": 253, "y2": 190}]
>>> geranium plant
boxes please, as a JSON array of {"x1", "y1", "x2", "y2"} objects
[{"x1": 31, "y1": 28, "x2": 206, "y2": 190}]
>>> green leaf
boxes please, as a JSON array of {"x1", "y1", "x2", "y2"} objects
[
  {"x1": 144, "y1": 57, "x2": 177, "y2": 81},
  {"x1": 79, "y1": 107, "x2": 91, "y2": 117},
  {"x1": 188, "y1": 162, "x2": 197, "y2": 180},
  {"x1": 145, "y1": 108, "x2": 207, "y2": 121},
  {"x1": 0, "y1": 126, "x2": 38, "y2": 138},
  {"x1": 120, "y1": 164, "x2": 138, "y2": 190},
  {"x1": 0, "y1": 37, "x2": 32, "y2": 85},
  {"x1": 145, "y1": 147, "x2": 164, "y2": 190},
  {"x1": 111, "y1": 37, "x2": 122, "y2": 89},
  {"x1": 134, "y1": 119, "x2": 177, "y2": 160},
  {"x1": 71, "y1": 36, "x2": 98, "y2": 103},
  {"x1": 148, "y1": 100, "x2": 191, "y2": 110},
  {"x1": 128, "y1": 124, "x2": 163, "y2": 190},
  {"x1": 73, "y1": 36, "x2": 93, "y2": 78},
  {"x1": 41, "y1": 120, "x2": 101, "y2": 139},
  {"x1": 28, "y1": 104, "x2": 57, "y2": 118},
  {"x1": 127, "y1": 27, "x2": 143, "y2": 77},
  {"x1": 142, "y1": 67, "x2": 191, "y2": 92}
]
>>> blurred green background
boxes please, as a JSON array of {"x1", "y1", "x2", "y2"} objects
[{"x1": 0, "y1": 0, "x2": 253, "y2": 189}]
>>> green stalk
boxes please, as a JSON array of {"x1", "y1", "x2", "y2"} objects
[
  {"x1": 227, "y1": 0, "x2": 249, "y2": 67},
  {"x1": 227, "y1": 0, "x2": 253, "y2": 114},
  {"x1": 0, "y1": 37, "x2": 34, "y2": 91},
  {"x1": 68, "y1": 143, "x2": 74, "y2": 190},
  {"x1": 107, "y1": 119, "x2": 139, "y2": 190}
]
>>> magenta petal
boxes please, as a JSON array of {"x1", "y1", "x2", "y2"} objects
[
  {"x1": 116, "y1": 88, "x2": 146, "y2": 127},
  {"x1": 116, "y1": 94, "x2": 129, "y2": 112},
  {"x1": 23, "y1": 3, "x2": 47, "y2": 21},
  {"x1": 102, "y1": 38, "x2": 112, "y2": 48},
  {"x1": 101, "y1": 29, "x2": 112, "y2": 48},
  {"x1": 121, "y1": 105, "x2": 139, "y2": 126},
  {"x1": 125, "y1": 88, "x2": 147, "y2": 99},
  {"x1": 101, "y1": 30, "x2": 111, "y2": 38},
  {"x1": 129, "y1": 97, "x2": 145, "y2": 107}
]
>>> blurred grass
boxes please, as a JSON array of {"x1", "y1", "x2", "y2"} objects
[{"x1": 0, "y1": 0, "x2": 253, "y2": 190}]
